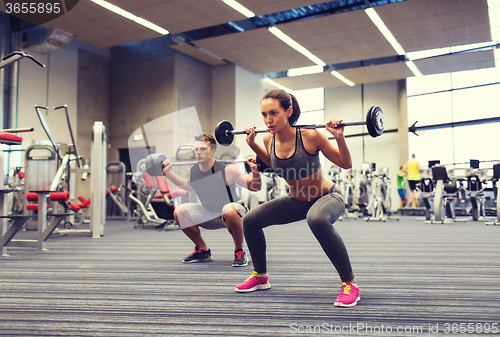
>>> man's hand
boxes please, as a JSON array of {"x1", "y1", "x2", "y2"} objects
[
  {"x1": 245, "y1": 126, "x2": 257, "y2": 146},
  {"x1": 246, "y1": 156, "x2": 258, "y2": 172},
  {"x1": 162, "y1": 159, "x2": 173, "y2": 175}
]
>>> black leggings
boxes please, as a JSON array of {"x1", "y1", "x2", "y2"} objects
[{"x1": 243, "y1": 187, "x2": 355, "y2": 282}]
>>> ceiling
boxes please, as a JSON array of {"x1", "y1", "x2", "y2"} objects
[{"x1": 1, "y1": 0, "x2": 496, "y2": 89}]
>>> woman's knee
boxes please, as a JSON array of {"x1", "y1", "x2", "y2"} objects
[
  {"x1": 306, "y1": 212, "x2": 331, "y2": 231},
  {"x1": 306, "y1": 198, "x2": 343, "y2": 230},
  {"x1": 243, "y1": 207, "x2": 265, "y2": 230}
]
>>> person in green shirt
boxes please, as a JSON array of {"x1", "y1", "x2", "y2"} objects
[{"x1": 397, "y1": 166, "x2": 407, "y2": 209}]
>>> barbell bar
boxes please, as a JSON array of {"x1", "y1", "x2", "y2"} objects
[
  {"x1": 145, "y1": 153, "x2": 251, "y2": 177},
  {"x1": 215, "y1": 106, "x2": 384, "y2": 146}
]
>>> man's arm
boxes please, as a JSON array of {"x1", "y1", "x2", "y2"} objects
[
  {"x1": 162, "y1": 161, "x2": 194, "y2": 192},
  {"x1": 225, "y1": 160, "x2": 261, "y2": 192}
]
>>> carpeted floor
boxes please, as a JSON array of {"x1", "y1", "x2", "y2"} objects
[{"x1": 1, "y1": 216, "x2": 499, "y2": 336}]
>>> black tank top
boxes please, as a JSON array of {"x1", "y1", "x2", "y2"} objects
[
  {"x1": 189, "y1": 161, "x2": 240, "y2": 213},
  {"x1": 270, "y1": 128, "x2": 321, "y2": 180}
]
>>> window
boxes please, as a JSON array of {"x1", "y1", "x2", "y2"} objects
[{"x1": 407, "y1": 67, "x2": 500, "y2": 168}]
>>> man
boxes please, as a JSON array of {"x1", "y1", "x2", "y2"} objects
[
  {"x1": 162, "y1": 133, "x2": 261, "y2": 267},
  {"x1": 404, "y1": 154, "x2": 421, "y2": 209},
  {"x1": 396, "y1": 166, "x2": 407, "y2": 209}
]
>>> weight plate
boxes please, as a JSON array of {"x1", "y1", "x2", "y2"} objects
[
  {"x1": 366, "y1": 106, "x2": 384, "y2": 138},
  {"x1": 366, "y1": 106, "x2": 376, "y2": 138},
  {"x1": 373, "y1": 106, "x2": 384, "y2": 137},
  {"x1": 215, "y1": 120, "x2": 234, "y2": 146},
  {"x1": 145, "y1": 153, "x2": 167, "y2": 177}
]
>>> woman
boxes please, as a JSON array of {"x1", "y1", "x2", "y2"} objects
[{"x1": 235, "y1": 89, "x2": 359, "y2": 308}]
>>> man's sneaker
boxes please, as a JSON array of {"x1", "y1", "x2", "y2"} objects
[
  {"x1": 182, "y1": 246, "x2": 212, "y2": 263},
  {"x1": 232, "y1": 250, "x2": 248, "y2": 267},
  {"x1": 235, "y1": 271, "x2": 271, "y2": 292},
  {"x1": 334, "y1": 282, "x2": 360, "y2": 307}
]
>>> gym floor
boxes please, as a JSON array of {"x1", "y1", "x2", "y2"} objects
[{"x1": 1, "y1": 217, "x2": 499, "y2": 336}]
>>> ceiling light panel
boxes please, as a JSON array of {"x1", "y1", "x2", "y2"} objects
[
  {"x1": 238, "y1": 0, "x2": 329, "y2": 17},
  {"x1": 274, "y1": 10, "x2": 397, "y2": 65},
  {"x1": 375, "y1": 0, "x2": 492, "y2": 52},
  {"x1": 105, "y1": 0, "x2": 243, "y2": 35},
  {"x1": 91, "y1": 0, "x2": 169, "y2": 35},
  {"x1": 195, "y1": 28, "x2": 317, "y2": 73},
  {"x1": 222, "y1": 0, "x2": 255, "y2": 18}
]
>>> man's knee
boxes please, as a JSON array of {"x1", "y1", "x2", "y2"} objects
[
  {"x1": 223, "y1": 205, "x2": 240, "y2": 224},
  {"x1": 174, "y1": 206, "x2": 191, "y2": 223}
]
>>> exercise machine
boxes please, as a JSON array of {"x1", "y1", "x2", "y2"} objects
[
  {"x1": 486, "y1": 164, "x2": 500, "y2": 226},
  {"x1": 0, "y1": 129, "x2": 37, "y2": 256},
  {"x1": 23, "y1": 144, "x2": 58, "y2": 230},
  {"x1": 464, "y1": 167, "x2": 488, "y2": 221},
  {"x1": 365, "y1": 168, "x2": 398, "y2": 222},
  {"x1": 356, "y1": 163, "x2": 374, "y2": 217},
  {"x1": 128, "y1": 172, "x2": 184, "y2": 228},
  {"x1": 28, "y1": 105, "x2": 107, "y2": 238},
  {"x1": 0, "y1": 51, "x2": 45, "y2": 70},
  {"x1": 419, "y1": 169, "x2": 435, "y2": 221},
  {"x1": 425, "y1": 166, "x2": 464, "y2": 224},
  {"x1": 337, "y1": 169, "x2": 360, "y2": 220},
  {"x1": 106, "y1": 161, "x2": 128, "y2": 219}
]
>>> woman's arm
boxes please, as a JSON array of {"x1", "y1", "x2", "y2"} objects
[
  {"x1": 245, "y1": 126, "x2": 272, "y2": 167},
  {"x1": 313, "y1": 119, "x2": 352, "y2": 169}
]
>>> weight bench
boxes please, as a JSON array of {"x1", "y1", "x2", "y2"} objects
[
  {"x1": 154, "y1": 175, "x2": 186, "y2": 207},
  {"x1": 0, "y1": 132, "x2": 22, "y2": 145},
  {"x1": 0, "y1": 130, "x2": 37, "y2": 256},
  {"x1": 26, "y1": 191, "x2": 83, "y2": 244},
  {"x1": 64, "y1": 196, "x2": 91, "y2": 229},
  {"x1": 1, "y1": 215, "x2": 36, "y2": 249},
  {"x1": 0, "y1": 188, "x2": 37, "y2": 256}
]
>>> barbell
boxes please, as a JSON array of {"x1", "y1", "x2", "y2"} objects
[
  {"x1": 145, "y1": 153, "x2": 252, "y2": 177},
  {"x1": 215, "y1": 106, "x2": 384, "y2": 146}
]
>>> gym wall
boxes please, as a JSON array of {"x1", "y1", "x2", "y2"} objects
[
  {"x1": 15, "y1": 38, "x2": 109, "y2": 199},
  {"x1": 211, "y1": 64, "x2": 236, "y2": 135},
  {"x1": 17, "y1": 38, "x2": 110, "y2": 150},
  {"x1": 234, "y1": 66, "x2": 266, "y2": 161},
  {"x1": 325, "y1": 81, "x2": 402, "y2": 212},
  {"x1": 109, "y1": 37, "x2": 212, "y2": 160},
  {"x1": 76, "y1": 49, "x2": 111, "y2": 199},
  {"x1": 211, "y1": 64, "x2": 266, "y2": 161}
]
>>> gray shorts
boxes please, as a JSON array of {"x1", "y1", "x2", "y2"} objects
[{"x1": 177, "y1": 202, "x2": 248, "y2": 230}]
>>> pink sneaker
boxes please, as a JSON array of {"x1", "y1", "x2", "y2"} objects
[
  {"x1": 334, "y1": 282, "x2": 360, "y2": 307},
  {"x1": 235, "y1": 271, "x2": 271, "y2": 293}
]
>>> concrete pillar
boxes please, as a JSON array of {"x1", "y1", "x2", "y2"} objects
[{"x1": 397, "y1": 79, "x2": 408, "y2": 166}]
